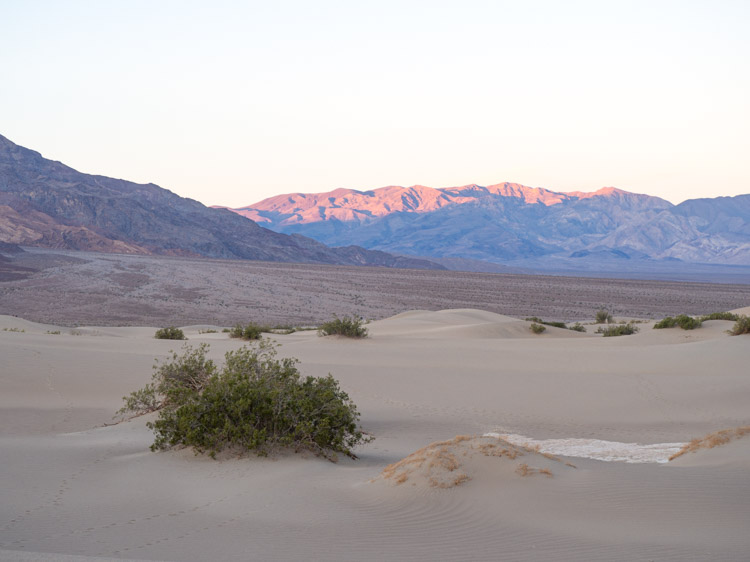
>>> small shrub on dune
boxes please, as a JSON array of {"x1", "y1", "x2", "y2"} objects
[
  {"x1": 653, "y1": 316, "x2": 677, "y2": 329},
  {"x1": 155, "y1": 326, "x2": 186, "y2": 340},
  {"x1": 675, "y1": 314, "x2": 701, "y2": 330},
  {"x1": 119, "y1": 342, "x2": 370, "y2": 460},
  {"x1": 654, "y1": 314, "x2": 701, "y2": 330},
  {"x1": 699, "y1": 312, "x2": 739, "y2": 322},
  {"x1": 529, "y1": 322, "x2": 546, "y2": 334},
  {"x1": 596, "y1": 324, "x2": 638, "y2": 337},
  {"x1": 526, "y1": 317, "x2": 586, "y2": 332},
  {"x1": 595, "y1": 309, "x2": 613, "y2": 324},
  {"x1": 230, "y1": 323, "x2": 263, "y2": 340},
  {"x1": 318, "y1": 315, "x2": 368, "y2": 338},
  {"x1": 730, "y1": 315, "x2": 750, "y2": 336}
]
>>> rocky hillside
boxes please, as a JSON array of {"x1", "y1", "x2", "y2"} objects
[
  {"x1": 225, "y1": 183, "x2": 750, "y2": 266},
  {"x1": 0, "y1": 135, "x2": 442, "y2": 270}
]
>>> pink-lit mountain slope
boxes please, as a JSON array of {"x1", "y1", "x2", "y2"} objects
[{"x1": 221, "y1": 183, "x2": 750, "y2": 266}]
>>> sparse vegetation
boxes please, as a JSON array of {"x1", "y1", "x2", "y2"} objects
[
  {"x1": 669, "y1": 426, "x2": 750, "y2": 461},
  {"x1": 2, "y1": 327, "x2": 25, "y2": 333},
  {"x1": 653, "y1": 314, "x2": 702, "y2": 330},
  {"x1": 45, "y1": 330, "x2": 61, "y2": 335},
  {"x1": 199, "y1": 329, "x2": 218, "y2": 334},
  {"x1": 729, "y1": 315, "x2": 750, "y2": 335},
  {"x1": 230, "y1": 323, "x2": 263, "y2": 340},
  {"x1": 596, "y1": 323, "x2": 639, "y2": 337},
  {"x1": 595, "y1": 309, "x2": 613, "y2": 324},
  {"x1": 154, "y1": 326, "x2": 186, "y2": 340},
  {"x1": 676, "y1": 315, "x2": 702, "y2": 330},
  {"x1": 318, "y1": 315, "x2": 368, "y2": 338},
  {"x1": 529, "y1": 322, "x2": 546, "y2": 334},
  {"x1": 699, "y1": 311, "x2": 739, "y2": 322},
  {"x1": 118, "y1": 342, "x2": 370, "y2": 461},
  {"x1": 525, "y1": 317, "x2": 586, "y2": 332}
]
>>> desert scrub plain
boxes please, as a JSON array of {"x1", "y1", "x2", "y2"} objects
[{"x1": 1, "y1": 247, "x2": 749, "y2": 326}]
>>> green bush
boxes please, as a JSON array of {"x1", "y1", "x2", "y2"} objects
[
  {"x1": 730, "y1": 316, "x2": 750, "y2": 335},
  {"x1": 525, "y1": 317, "x2": 586, "y2": 332},
  {"x1": 675, "y1": 314, "x2": 702, "y2": 330},
  {"x1": 653, "y1": 315, "x2": 702, "y2": 330},
  {"x1": 596, "y1": 324, "x2": 639, "y2": 337},
  {"x1": 230, "y1": 323, "x2": 263, "y2": 340},
  {"x1": 653, "y1": 316, "x2": 677, "y2": 329},
  {"x1": 155, "y1": 326, "x2": 186, "y2": 340},
  {"x1": 529, "y1": 322, "x2": 546, "y2": 334},
  {"x1": 595, "y1": 309, "x2": 613, "y2": 324},
  {"x1": 700, "y1": 312, "x2": 739, "y2": 322},
  {"x1": 119, "y1": 342, "x2": 370, "y2": 460},
  {"x1": 318, "y1": 316, "x2": 368, "y2": 338}
]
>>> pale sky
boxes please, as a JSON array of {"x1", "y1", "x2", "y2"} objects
[{"x1": 2, "y1": 0, "x2": 748, "y2": 207}]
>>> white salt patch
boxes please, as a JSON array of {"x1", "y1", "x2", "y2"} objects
[{"x1": 484, "y1": 432, "x2": 685, "y2": 464}]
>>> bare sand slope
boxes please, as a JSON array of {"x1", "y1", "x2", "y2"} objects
[{"x1": 1, "y1": 309, "x2": 749, "y2": 561}]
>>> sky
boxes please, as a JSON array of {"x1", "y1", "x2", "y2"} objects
[{"x1": 1, "y1": 0, "x2": 748, "y2": 207}]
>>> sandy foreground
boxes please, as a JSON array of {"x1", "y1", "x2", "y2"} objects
[{"x1": 1, "y1": 307, "x2": 749, "y2": 561}]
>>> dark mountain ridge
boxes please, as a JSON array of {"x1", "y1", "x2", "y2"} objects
[{"x1": 0, "y1": 135, "x2": 442, "y2": 270}]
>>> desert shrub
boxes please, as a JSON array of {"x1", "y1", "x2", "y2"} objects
[
  {"x1": 569, "y1": 322, "x2": 586, "y2": 333},
  {"x1": 530, "y1": 322, "x2": 546, "y2": 334},
  {"x1": 318, "y1": 315, "x2": 368, "y2": 338},
  {"x1": 729, "y1": 315, "x2": 750, "y2": 336},
  {"x1": 596, "y1": 324, "x2": 639, "y2": 337},
  {"x1": 230, "y1": 323, "x2": 264, "y2": 340},
  {"x1": 155, "y1": 326, "x2": 186, "y2": 340},
  {"x1": 653, "y1": 316, "x2": 676, "y2": 329},
  {"x1": 654, "y1": 315, "x2": 701, "y2": 330},
  {"x1": 700, "y1": 312, "x2": 739, "y2": 322},
  {"x1": 595, "y1": 309, "x2": 613, "y2": 324},
  {"x1": 675, "y1": 314, "x2": 701, "y2": 330},
  {"x1": 119, "y1": 343, "x2": 217, "y2": 416},
  {"x1": 119, "y1": 342, "x2": 369, "y2": 460},
  {"x1": 199, "y1": 329, "x2": 218, "y2": 334},
  {"x1": 525, "y1": 317, "x2": 572, "y2": 330}
]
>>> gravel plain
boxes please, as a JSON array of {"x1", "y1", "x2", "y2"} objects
[{"x1": 1, "y1": 248, "x2": 749, "y2": 326}]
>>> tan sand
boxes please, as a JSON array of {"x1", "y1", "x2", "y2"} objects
[{"x1": 1, "y1": 308, "x2": 749, "y2": 561}]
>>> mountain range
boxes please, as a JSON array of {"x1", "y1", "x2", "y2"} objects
[
  {"x1": 223, "y1": 183, "x2": 750, "y2": 267},
  {"x1": 0, "y1": 135, "x2": 441, "y2": 270}
]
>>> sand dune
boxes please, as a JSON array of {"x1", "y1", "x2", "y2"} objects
[{"x1": 2, "y1": 308, "x2": 750, "y2": 561}]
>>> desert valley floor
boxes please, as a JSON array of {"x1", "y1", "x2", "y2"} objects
[{"x1": 1, "y1": 250, "x2": 750, "y2": 561}]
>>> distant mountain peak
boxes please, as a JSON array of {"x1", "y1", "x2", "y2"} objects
[{"x1": 222, "y1": 181, "x2": 750, "y2": 266}]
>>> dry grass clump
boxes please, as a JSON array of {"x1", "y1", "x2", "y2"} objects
[
  {"x1": 379, "y1": 434, "x2": 567, "y2": 489},
  {"x1": 669, "y1": 426, "x2": 750, "y2": 461},
  {"x1": 515, "y1": 463, "x2": 553, "y2": 478},
  {"x1": 380, "y1": 435, "x2": 472, "y2": 489}
]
